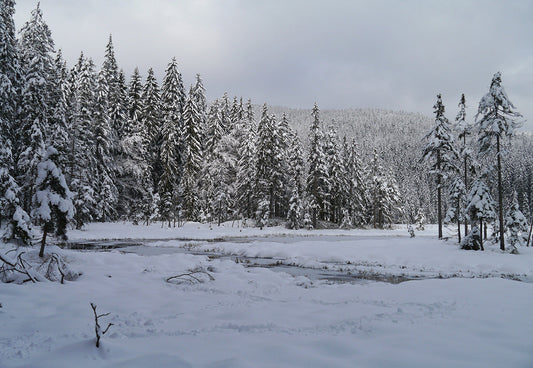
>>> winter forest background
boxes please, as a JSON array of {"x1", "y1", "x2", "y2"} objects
[{"x1": 1, "y1": 2, "x2": 532, "y2": 249}]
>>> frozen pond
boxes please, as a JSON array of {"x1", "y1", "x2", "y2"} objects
[{"x1": 66, "y1": 235, "x2": 421, "y2": 284}]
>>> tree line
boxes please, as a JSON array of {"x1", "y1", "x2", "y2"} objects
[{"x1": 1, "y1": 3, "x2": 404, "y2": 248}]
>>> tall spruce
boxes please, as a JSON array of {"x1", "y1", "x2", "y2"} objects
[
  {"x1": 180, "y1": 87, "x2": 203, "y2": 219},
  {"x1": 423, "y1": 94, "x2": 458, "y2": 238},
  {"x1": 141, "y1": 67, "x2": 162, "y2": 192},
  {"x1": 0, "y1": 0, "x2": 19, "y2": 149},
  {"x1": 17, "y1": 3, "x2": 56, "y2": 212},
  {"x1": 455, "y1": 93, "x2": 471, "y2": 236},
  {"x1": 476, "y1": 72, "x2": 522, "y2": 251},
  {"x1": 69, "y1": 53, "x2": 97, "y2": 228},
  {"x1": 158, "y1": 58, "x2": 185, "y2": 225},
  {"x1": 92, "y1": 70, "x2": 118, "y2": 221},
  {"x1": 0, "y1": 138, "x2": 32, "y2": 245},
  {"x1": 32, "y1": 147, "x2": 74, "y2": 257},
  {"x1": 306, "y1": 103, "x2": 330, "y2": 228}
]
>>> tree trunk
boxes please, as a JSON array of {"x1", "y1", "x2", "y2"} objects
[
  {"x1": 526, "y1": 222, "x2": 533, "y2": 247},
  {"x1": 39, "y1": 229, "x2": 48, "y2": 258},
  {"x1": 463, "y1": 135, "x2": 468, "y2": 237},
  {"x1": 497, "y1": 135, "x2": 505, "y2": 251},
  {"x1": 479, "y1": 219, "x2": 484, "y2": 251},
  {"x1": 437, "y1": 150, "x2": 442, "y2": 239}
]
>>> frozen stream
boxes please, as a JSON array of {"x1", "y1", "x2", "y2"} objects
[{"x1": 66, "y1": 235, "x2": 419, "y2": 284}]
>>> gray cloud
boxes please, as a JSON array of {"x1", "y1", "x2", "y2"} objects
[{"x1": 14, "y1": 0, "x2": 533, "y2": 130}]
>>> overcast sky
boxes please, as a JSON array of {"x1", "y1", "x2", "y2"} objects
[{"x1": 13, "y1": 0, "x2": 533, "y2": 130}]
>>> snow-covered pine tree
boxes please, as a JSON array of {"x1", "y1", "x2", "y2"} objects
[
  {"x1": 235, "y1": 109, "x2": 257, "y2": 219},
  {"x1": 286, "y1": 129, "x2": 305, "y2": 198},
  {"x1": 422, "y1": 94, "x2": 458, "y2": 238},
  {"x1": 32, "y1": 146, "x2": 74, "y2": 257},
  {"x1": 325, "y1": 126, "x2": 348, "y2": 224},
  {"x1": 464, "y1": 177, "x2": 496, "y2": 250},
  {"x1": 180, "y1": 87, "x2": 203, "y2": 220},
  {"x1": 158, "y1": 58, "x2": 185, "y2": 225},
  {"x1": 306, "y1": 103, "x2": 330, "y2": 228},
  {"x1": 254, "y1": 106, "x2": 285, "y2": 219},
  {"x1": 47, "y1": 50, "x2": 71, "y2": 171},
  {"x1": 17, "y1": 3, "x2": 56, "y2": 213},
  {"x1": 455, "y1": 93, "x2": 472, "y2": 236},
  {"x1": 286, "y1": 187, "x2": 302, "y2": 229},
  {"x1": 92, "y1": 70, "x2": 118, "y2": 221},
  {"x1": 345, "y1": 139, "x2": 368, "y2": 226},
  {"x1": 505, "y1": 192, "x2": 529, "y2": 251},
  {"x1": 191, "y1": 74, "x2": 207, "y2": 133},
  {"x1": 116, "y1": 67, "x2": 153, "y2": 222},
  {"x1": 0, "y1": 0, "x2": 19, "y2": 151},
  {"x1": 141, "y1": 67, "x2": 162, "y2": 193},
  {"x1": 445, "y1": 176, "x2": 466, "y2": 243},
  {"x1": 414, "y1": 208, "x2": 425, "y2": 231},
  {"x1": 102, "y1": 35, "x2": 125, "y2": 156},
  {"x1": 368, "y1": 151, "x2": 401, "y2": 228},
  {"x1": 0, "y1": 139, "x2": 32, "y2": 245},
  {"x1": 476, "y1": 72, "x2": 522, "y2": 251},
  {"x1": 205, "y1": 100, "x2": 225, "y2": 156},
  {"x1": 68, "y1": 53, "x2": 97, "y2": 228}
]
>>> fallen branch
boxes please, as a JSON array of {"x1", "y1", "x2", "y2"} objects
[
  {"x1": 90, "y1": 303, "x2": 114, "y2": 348},
  {"x1": 0, "y1": 250, "x2": 37, "y2": 283},
  {"x1": 166, "y1": 269, "x2": 215, "y2": 284}
]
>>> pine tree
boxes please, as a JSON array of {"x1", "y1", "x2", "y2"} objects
[
  {"x1": 306, "y1": 103, "x2": 330, "y2": 228},
  {"x1": 476, "y1": 72, "x2": 522, "y2": 251},
  {"x1": 464, "y1": 177, "x2": 496, "y2": 250},
  {"x1": 68, "y1": 53, "x2": 97, "y2": 228},
  {"x1": 47, "y1": 50, "x2": 70, "y2": 171},
  {"x1": 32, "y1": 147, "x2": 74, "y2": 257},
  {"x1": 92, "y1": 70, "x2": 118, "y2": 221},
  {"x1": 115, "y1": 67, "x2": 153, "y2": 222},
  {"x1": 158, "y1": 58, "x2": 185, "y2": 225},
  {"x1": 191, "y1": 74, "x2": 207, "y2": 135},
  {"x1": 180, "y1": 87, "x2": 203, "y2": 219},
  {"x1": 325, "y1": 126, "x2": 348, "y2": 223},
  {"x1": 102, "y1": 35, "x2": 123, "y2": 154},
  {"x1": 0, "y1": 139, "x2": 32, "y2": 245},
  {"x1": 286, "y1": 187, "x2": 302, "y2": 229},
  {"x1": 141, "y1": 67, "x2": 162, "y2": 192},
  {"x1": 0, "y1": 0, "x2": 19, "y2": 149},
  {"x1": 505, "y1": 192, "x2": 529, "y2": 251},
  {"x1": 17, "y1": 3, "x2": 56, "y2": 213},
  {"x1": 445, "y1": 176, "x2": 466, "y2": 243},
  {"x1": 455, "y1": 93, "x2": 471, "y2": 236},
  {"x1": 235, "y1": 111, "x2": 257, "y2": 218},
  {"x1": 255, "y1": 106, "x2": 285, "y2": 219},
  {"x1": 205, "y1": 100, "x2": 225, "y2": 155},
  {"x1": 345, "y1": 139, "x2": 368, "y2": 226},
  {"x1": 423, "y1": 94, "x2": 458, "y2": 238}
]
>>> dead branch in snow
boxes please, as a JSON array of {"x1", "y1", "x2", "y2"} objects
[{"x1": 90, "y1": 303, "x2": 114, "y2": 348}]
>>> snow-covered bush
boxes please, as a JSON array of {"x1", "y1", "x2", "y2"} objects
[
  {"x1": 414, "y1": 209, "x2": 425, "y2": 231},
  {"x1": 461, "y1": 226, "x2": 481, "y2": 251},
  {"x1": 32, "y1": 147, "x2": 74, "y2": 257},
  {"x1": 505, "y1": 194, "x2": 529, "y2": 251}
]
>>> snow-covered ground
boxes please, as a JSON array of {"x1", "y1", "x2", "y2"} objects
[{"x1": 1, "y1": 222, "x2": 533, "y2": 367}]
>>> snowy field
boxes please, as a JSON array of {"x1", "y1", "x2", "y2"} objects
[{"x1": 1, "y1": 222, "x2": 533, "y2": 368}]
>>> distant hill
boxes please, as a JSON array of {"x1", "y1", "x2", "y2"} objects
[{"x1": 254, "y1": 105, "x2": 435, "y2": 223}]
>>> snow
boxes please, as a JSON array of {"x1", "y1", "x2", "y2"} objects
[{"x1": 1, "y1": 222, "x2": 533, "y2": 367}]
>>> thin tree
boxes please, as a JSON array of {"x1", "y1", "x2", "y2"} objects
[
  {"x1": 423, "y1": 94, "x2": 458, "y2": 238},
  {"x1": 476, "y1": 72, "x2": 522, "y2": 251},
  {"x1": 32, "y1": 147, "x2": 74, "y2": 257},
  {"x1": 455, "y1": 93, "x2": 471, "y2": 236}
]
